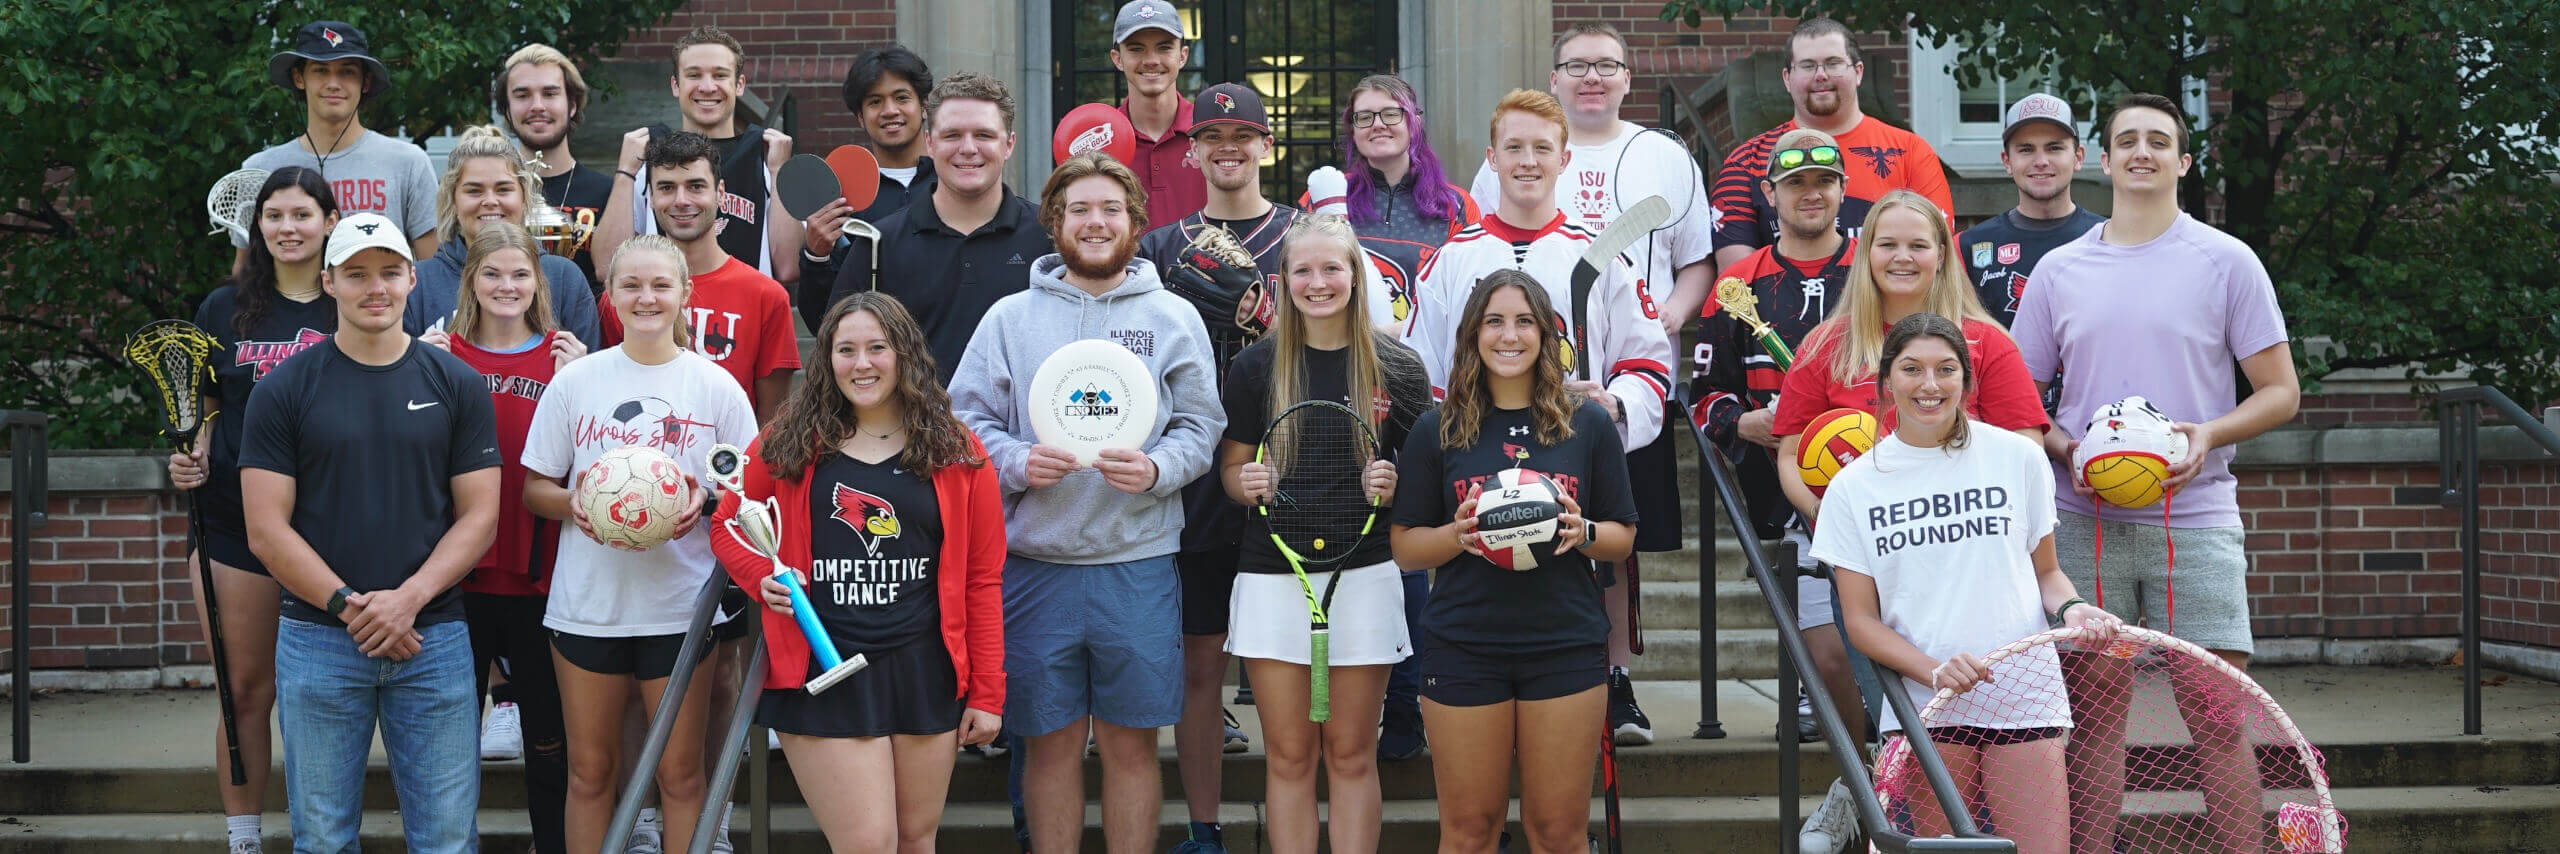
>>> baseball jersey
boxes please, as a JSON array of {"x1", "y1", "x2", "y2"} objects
[
  {"x1": 1401, "y1": 211, "x2": 1675, "y2": 451},
  {"x1": 1469, "y1": 120, "x2": 1715, "y2": 310},
  {"x1": 1137, "y1": 203, "x2": 1303, "y2": 555},
  {"x1": 449, "y1": 332, "x2": 562, "y2": 597},
  {"x1": 597, "y1": 256, "x2": 800, "y2": 413},
  {"x1": 1957, "y1": 207, "x2": 2106, "y2": 329},
  {"x1": 1711, "y1": 116, "x2": 1953, "y2": 250}
]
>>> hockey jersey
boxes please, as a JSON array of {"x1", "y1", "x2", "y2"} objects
[{"x1": 1402, "y1": 211, "x2": 1674, "y2": 450}]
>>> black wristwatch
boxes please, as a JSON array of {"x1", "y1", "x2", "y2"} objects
[{"x1": 326, "y1": 586, "x2": 357, "y2": 617}]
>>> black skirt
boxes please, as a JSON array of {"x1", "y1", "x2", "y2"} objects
[{"x1": 755, "y1": 632, "x2": 962, "y2": 738}]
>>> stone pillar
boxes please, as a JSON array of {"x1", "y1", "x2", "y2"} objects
[
  {"x1": 1412, "y1": 0, "x2": 1551, "y2": 182},
  {"x1": 900, "y1": 0, "x2": 1038, "y2": 192}
]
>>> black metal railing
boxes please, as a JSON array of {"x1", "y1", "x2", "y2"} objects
[
  {"x1": 2435, "y1": 386, "x2": 2560, "y2": 736},
  {"x1": 3, "y1": 411, "x2": 49, "y2": 766},
  {"x1": 1679, "y1": 388, "x2": 2014, "y2": 852}
]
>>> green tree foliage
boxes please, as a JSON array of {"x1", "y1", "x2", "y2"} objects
[
  {"x1": 1661, "y1": 0, "x2": 2560, "y2": 405},
  {"x1": 0, "y1": 0, "x2": 683, "y2": 448}
]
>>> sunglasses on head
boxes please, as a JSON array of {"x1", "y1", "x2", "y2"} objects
[{"x1": 1773, "y1": 145, "x2": 1842, "y2": 172}]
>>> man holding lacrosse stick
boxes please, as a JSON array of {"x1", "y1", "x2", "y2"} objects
[
  {"x1": 820, "y1": 72, "x2": 1051, "y2": 385},
  {"x1": 240, "y1": 212, "x2": 502, "y2": 853},
  {"x1": 1134, "y1": 80, "x2": 1303, "y2": 854},
  {"x1": 234, "y1": 21, "x2": 437, "y2": 277},
  {"x1": 2014, "y1": 92, "x2": 2300, "y2": 854}
]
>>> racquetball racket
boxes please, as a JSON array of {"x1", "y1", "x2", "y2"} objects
[{"x1": 1256, "y1": 399, "x2": 1385, "y2": 723}]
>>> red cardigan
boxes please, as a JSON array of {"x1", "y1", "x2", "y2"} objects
[{"x1": 709, "y1": 433, "x2": 1006, "y2": 713}]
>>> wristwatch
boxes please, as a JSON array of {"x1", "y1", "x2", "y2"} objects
[{"x1": 325, "y1": 586, "x2": 357, "y2": 617}]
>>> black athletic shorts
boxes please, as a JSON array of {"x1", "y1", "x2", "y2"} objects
[
  {"x1": 1918, "y1": 725, "x2": 2068, "y2": 748},
  {"x1": 1628, "y1": 410, "x2": 1683, "y2": 553},
  {"x1": 550, "y1": 629, "x2": 711, "y2": 680},
  {"x1": 756, "y1": 633, "x2": 963, "y2": 738},
  {"x1": 710, "y1": 582, "x2": 755, "y2": 642},
  {"x1": 1418, "y1": 640, "x2": 1607, "y2": 707},
  {"x1": 1178, "y1": 547, "x2": 1239, "y2": 636}
]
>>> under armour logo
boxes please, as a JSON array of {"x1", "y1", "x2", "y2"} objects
[
  {"x1": 1509, "y1": 426, "x2": 1531, "y2": 437},
  {"x1": 354, "y1": 222, "x2": 380, "y2": 235}
]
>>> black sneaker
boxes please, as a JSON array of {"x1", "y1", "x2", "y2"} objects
[
  {"x1": 1608, "y1": 670, "x2": 1654, "y2": 746},
  {"x1": 1378, "y1": 706, "x2": 1426, "y2": 761}
]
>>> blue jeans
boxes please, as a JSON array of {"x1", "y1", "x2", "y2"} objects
[{"x1": 276, "y1": 617, "x2": 481, "y2": 853}]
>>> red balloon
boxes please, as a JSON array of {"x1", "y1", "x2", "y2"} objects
[{"x1": 1053, "y1": 103, "x2": 1139, "y2": 166}]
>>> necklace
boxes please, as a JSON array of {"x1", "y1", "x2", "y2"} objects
[
  {"x1": 856, "y1": 422, "x2": 902, "y2": 440},
  {"x1": 305, "y1": 117, "x2": 356, "y2": 179},
  {"x1": 276, "y1": 284, "x2": 322, "y2": 301}
]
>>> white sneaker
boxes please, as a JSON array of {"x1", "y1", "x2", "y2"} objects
[
  {"x1": 1798, "y1": 779, "x2": 1859, "y2": 854},
  {"x1": 709, "y1": 802, "x2": 736, "y2": 854},
  {"x1": 480, "y1": 701, "x2": 522, "y2": 761},
  {"x1": 627, "y1": 808, "x2": 663, "y2": 854}
]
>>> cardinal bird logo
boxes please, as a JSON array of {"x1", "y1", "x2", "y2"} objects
[
  {"x1": 831, "y1": 483, "x2": 903, "y2": 556},
  {"x1": 1214, "y1": 92, "x2": 1236, "y2": 113},
  {"x1": 321, "y1": 28, "x2": 345, "y2": 47},
  {"x1": 1503, "y1": 442, "x2": 1531, "y2": 464}
]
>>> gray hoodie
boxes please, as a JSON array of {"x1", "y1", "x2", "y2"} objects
[{"x1": 949, "y1": 254, "x2": 1225, "y2": 564}]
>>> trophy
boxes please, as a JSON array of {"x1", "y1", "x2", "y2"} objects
[
  {"x1": 707, "y1": 444, "x2": 868, "y2": 693},
  {"x1": 1713, "y1": 275, "x2": 1796, "y2": 369},
  {"x1": 524, "y1": 196, "x2": 596, "y2": 260}
]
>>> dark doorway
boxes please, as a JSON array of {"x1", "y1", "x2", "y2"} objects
[{"x1": 1053, "y1": 0, "x2": 1399, "y2": 202}]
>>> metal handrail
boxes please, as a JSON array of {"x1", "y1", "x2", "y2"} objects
[
  {"x1": 690, "y1": 626, "x2": 768, "y2": 854},
  {"x1": 3, "y1": 411, "x2": 50, "y2": 766},
  {"x1": 2435, "y1": 386, "x2": 2559, "y2": 736},
  {"x1": 601, "y1": 572, "x2": 733, "y2": 854},
  {"x1": 1679, "y1": 389, "x2": 2014, "y2": 852}
]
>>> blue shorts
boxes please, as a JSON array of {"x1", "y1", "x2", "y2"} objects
[{"x1": 1003, "y1": 554, "x2": 1184, "y2": 737}]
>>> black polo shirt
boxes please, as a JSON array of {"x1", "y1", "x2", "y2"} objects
[
  {"x1": 826, "y1": 188, "x2": 1051, "y2": 383},
  {"x1": 795, "y1": 158, "x2": 940, "y2": 330}
]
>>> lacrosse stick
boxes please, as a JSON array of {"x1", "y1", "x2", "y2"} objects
[
  {"x1": 206, "y1": 169, "x2": 268, "y2": 245},
  {"x1": 1870, "y1": 625, "x2": 2344, "y2": 853},
  {"x1": 128, "y1": 319, "x2": 247, "y2": 786}
]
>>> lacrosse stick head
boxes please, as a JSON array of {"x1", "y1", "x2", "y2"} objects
[
  {"x1": 126, "y1": 320, "x2": 223, "y2": 444},
  {"x1": 207, "y1": 169, "x2": 270, "y2": 244},
  {"x1": 1872, "y1": 626, "x2": 2343, "y2": 853}
]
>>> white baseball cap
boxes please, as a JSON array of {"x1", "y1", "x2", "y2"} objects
[
  {"x1": 324, "y1": 212, "x2": 413, "y2": 267},
  {"x1": 2002, "y1": 93, "x2": 2077, "y2": 144}
]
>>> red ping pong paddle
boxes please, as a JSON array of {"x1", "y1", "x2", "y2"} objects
[
  {"x1": 1053, "y1": 103, "x2": 1139, "y2": 165},
  {"x1": 826, "y1": 146, "x2": 881, "y2": 211}
]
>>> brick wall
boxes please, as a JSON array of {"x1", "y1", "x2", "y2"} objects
[
  {"x1": 1549, "y1": 6, "x2": 1912, "y2": 129},
  {"x1": 0, "y1": 494, "x2": 202, "y2": 672},
  {"x1": 616, "y1": 0, "x2": 901, "y2": 162}
]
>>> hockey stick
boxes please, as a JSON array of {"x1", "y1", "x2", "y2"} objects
[
  {"x1": 127, "y1": 320, "x2": 244, "y2": 786},
  {"x1": 1570, "y1": 194, "x2": 1671, "y2": 674}
]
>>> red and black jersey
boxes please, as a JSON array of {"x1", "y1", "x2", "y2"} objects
[
  {"x1": 451, "y1": 333, "x2": 562, "y2": 596},
  {"x1": 1690, "y1": 239, "x2": 1855, "y2": 538}
]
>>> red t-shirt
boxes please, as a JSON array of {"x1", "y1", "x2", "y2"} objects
[
  {"x1": 451, "y1": 332, "x2": 562, "y2": 596},
  {"x1": 598, "y1": 256, "x2": 801, "y2": 411},
  {"x1": 1772, "y1": 317, "x2": 2048, "y2": 437}
]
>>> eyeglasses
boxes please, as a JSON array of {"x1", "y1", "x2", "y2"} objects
[
  {"x1": 1553, "y1": 60, "x2": 1628, "y2": 78},
  {"x1": 1791, "y1": 58, "x2": 1855, "y2": 76},
  {"x1": 1350, "y1": 107, "x2": 1408, "y2": 128},
  {"x1": 1772, "y1": 145, "x2": 1842, "y2": 172}
]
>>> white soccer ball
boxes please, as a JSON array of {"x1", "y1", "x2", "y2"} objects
[
  {"x1": 1474, "y1": 468, "x2": 1564, "y2": 571},
  {"x1": 574, "y1": 445, "x2": 692, "y2": 550}
]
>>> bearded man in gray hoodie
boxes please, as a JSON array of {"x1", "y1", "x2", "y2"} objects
[{"x1": 949, "y1": 151, "x2": 1224, "y2": 854}]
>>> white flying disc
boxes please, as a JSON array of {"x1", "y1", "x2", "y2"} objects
[{"x1": 1027, "y1": 338, "x2": 1160, "y2": 467}]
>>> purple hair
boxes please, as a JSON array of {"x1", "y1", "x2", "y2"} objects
[{"x1": 1339, "y1": 74, "x2": 1465, "y2": 227}]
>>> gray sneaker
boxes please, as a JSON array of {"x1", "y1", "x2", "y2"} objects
[
  {"x1": 1798, "y1": 778, "x2": 1858, "y2": 854},
  {"x1": 626, "y1": 807, "x2": 663, "y2": 854}
]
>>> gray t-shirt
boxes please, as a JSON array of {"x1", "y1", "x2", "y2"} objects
[{"x1": 236, "y1": 130, "x2": 438, "y2": 247}]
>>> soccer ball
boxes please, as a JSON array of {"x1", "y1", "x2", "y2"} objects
[
  {"x1": 1475, "y1": 468, "x2": 1565, "y2": 571},
  {"x1": 1797, "y1": 408, "x2": 1881, "y2": 492},
  {"x1": 574, "y1": 445, "x2": 693, "y2": 550}
]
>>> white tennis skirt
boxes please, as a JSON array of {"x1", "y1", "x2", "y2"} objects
[{"x1": 1225, "y1": 559, "x2": 1411, "y2": 666}]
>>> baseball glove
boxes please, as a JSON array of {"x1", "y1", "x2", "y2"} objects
[{"x1": 1165, "y1": 224, "x2": 1271, "y2": 342}]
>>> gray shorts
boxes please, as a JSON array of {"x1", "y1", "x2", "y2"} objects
[
  {"x1": 2053, "y1": 510, "x2": 2253, "y2": 655},
  {"x1": 1002, "y1": 554, "x2": 1185, "y2": 737}
]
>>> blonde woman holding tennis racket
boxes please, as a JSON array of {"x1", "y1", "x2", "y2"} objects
[
  {"x1": 1809, "y1": 312, "x2": 2118, "y2": 854},
  {"x1": 1218, "y1": 215, "x2": 1430, "y2": 854}
]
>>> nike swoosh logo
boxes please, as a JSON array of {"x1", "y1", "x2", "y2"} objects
[{"x1": 407, "y1": 400, "x2": 439, "y2": 411}]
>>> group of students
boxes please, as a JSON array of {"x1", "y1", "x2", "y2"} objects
[{"x1": 161, "y1": 8, "x2": 2297, "y2": 854}]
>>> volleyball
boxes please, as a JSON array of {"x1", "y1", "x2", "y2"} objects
[
  {"x1": 1474, "y1": 468, "x2": 1564, "y2": 571},
  {"x1": 1797, "y1": 408, "x2": 1881, "y2": 491},
  {"x1": 2072, "y1": 395, "x2": 2190, "y2": 509},
  {"x1": 573, "y1": 445, "x2": 694, "y2": 550}
]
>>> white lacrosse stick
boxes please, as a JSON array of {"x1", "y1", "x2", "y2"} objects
[{"x1": 206, "y1": 169, "x2": 269, "y2": 244}]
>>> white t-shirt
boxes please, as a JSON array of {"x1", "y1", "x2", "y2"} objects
[
  {"x1": 1810, "y1": 424, "x2": 2067, "y2": 734},
  {"x1": 879, "y1": 165, "x2": 919, "y2": 187},
  {"x1": 523, "y1": 347, "x2": 758, "y2": 637},
  {"x1": 1470, "y1": 120, "x2": 1715, "y2": 295}
]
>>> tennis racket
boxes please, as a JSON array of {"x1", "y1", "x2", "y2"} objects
[{"x1": 1256, "y1": 399, "x2": 1385, "y2": 723}]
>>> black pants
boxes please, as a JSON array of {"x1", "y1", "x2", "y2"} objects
[{"x1": 466, "y1": 592, "x2": 567, "y2": 854}]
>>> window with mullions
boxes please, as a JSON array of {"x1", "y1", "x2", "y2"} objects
[{"x1": 1052, "y1": 0, "x2": 1397, "y2": 203}]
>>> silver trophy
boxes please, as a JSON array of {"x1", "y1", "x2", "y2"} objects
[{"x1": 707, "y1": 444, "x2": 867, "y2": 693}]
